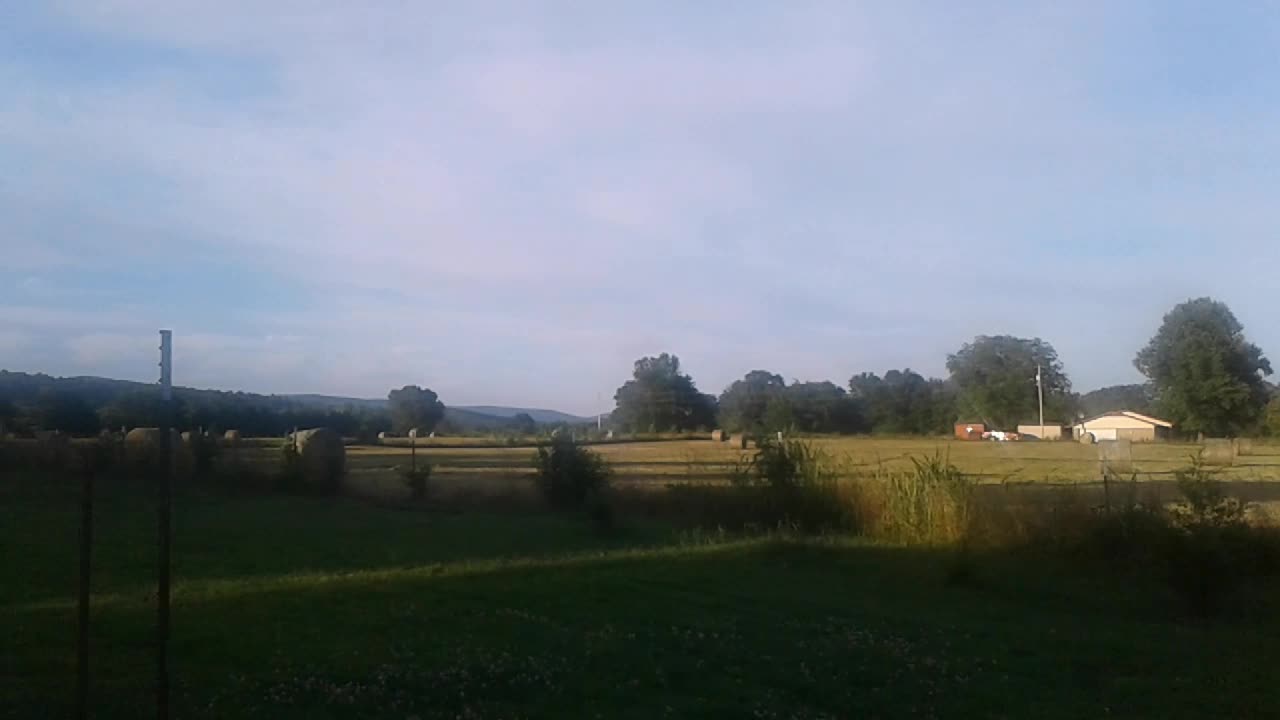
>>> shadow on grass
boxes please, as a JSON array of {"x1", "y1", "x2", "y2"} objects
[{"x1": 6, "y1": 537, "x2": 1280, "y2": 720}]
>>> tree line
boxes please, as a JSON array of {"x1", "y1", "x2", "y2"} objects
[
  {"x1": 611, "y1": 298, "x2": 1278, "y2": 438},
  {"x1": 0, "y1": 373, "x2": 476, "y2": 439},
  {"x1": 2, "y1": 297, "x2": 1276, "y2": 439}
]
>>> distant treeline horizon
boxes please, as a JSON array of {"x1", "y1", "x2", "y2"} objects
[{"x1": 3, "y1": 298, "x2": 1277, "y2": 439}]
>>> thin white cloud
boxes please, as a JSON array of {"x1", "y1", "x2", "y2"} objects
[{"x1": 2, "y1": 2, "x2": 1278, "y2": 412}]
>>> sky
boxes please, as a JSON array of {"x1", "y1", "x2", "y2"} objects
[{"x1": 2, "y1": 2, "x2": 1279, "y2": 415}]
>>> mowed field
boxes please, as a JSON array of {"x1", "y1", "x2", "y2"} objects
[
  {"x1": 4, "y1": 472, "x2": 1280, "y2": 719},
  {"x1": 318, "y1": 437, "x2": 1280, "y2": 504}
]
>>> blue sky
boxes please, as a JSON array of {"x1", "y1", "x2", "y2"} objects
[{"x1": 2, "y1": 2, "x2": 1278, "y2": 414}]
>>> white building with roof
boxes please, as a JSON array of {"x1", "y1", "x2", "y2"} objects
[{"x1": 1073, "y1": 411, "x2": 1173, "y2": 443}]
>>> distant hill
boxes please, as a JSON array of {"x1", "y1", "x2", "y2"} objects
[
  {"x1": 456, "y1": 406, "x2": 593, "y2": 425},
  {"x1": 286, "y1": 394, "x2": 387, "y2": 410},
  {"x1": 1078, "y1": 384, "x2": 1156, "y2": 418},
  {"x1": 0, "y1": 371, "x2": 591, "y2": 433},
  {"x1": 283, "y1": 395, "x2": 591, "y2": 427}
]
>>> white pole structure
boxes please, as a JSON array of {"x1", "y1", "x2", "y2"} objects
[
  {"x1": 156, "y1": 329, "x2": 173, "y2": 720},
  {"x1": 1036, "y1": 363, "x2": 1045, "y2": 439}
]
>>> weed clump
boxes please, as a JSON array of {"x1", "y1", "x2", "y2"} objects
[
  {"x1": 533, "y1": 435, "x2": 610, "y2": 509},
  {"x1": 878, "y1": 453, "x2": 973, "y2": 545},
  {"x1": 401, "y1": 462, "x2": 433, "y2": 501}
]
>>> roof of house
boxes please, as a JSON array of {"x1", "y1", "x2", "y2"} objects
[{"x1": 1076, "y1": 410, "x2": 1173, "y2": 428}]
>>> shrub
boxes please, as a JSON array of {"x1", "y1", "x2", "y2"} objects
[
  {"x1": 1170, "y1": 459, "x2": 1248, "y2": 530},
  {"x1": 1158, "y1": 459, "x2": 1279, "y2": 616},
  {"x1": 740, "y1": 438, "x2": 838, "y2": 490},
  {"x1": 723, "y1": 439, "x2": 853, "y2": 533},
  {"x1": 401, "y1": 462, "x2": 433, "y2": 501},
  {"x1": 532, "y1": 436, "x2": 610, "y2": 508}
]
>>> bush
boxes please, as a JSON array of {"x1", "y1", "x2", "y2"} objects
[
  {"x1": 401, "y1": 462, "x2": 433, "y2": 501},
  {"x1": 1023, "y1": 461, "x2": 1280, "y2": 618},
  {"x1": 739, "y1": 438, "x2": 838, "y2": 490},
  {"x1": 1158, "y1": 460, "x2": 1278, "y2": 616},
  {"x1": 1170, "y1": 459, "x2": 1248, "y2": 530},
  {"x1": 721, "y1": 439, "x2": 853, "y2": 533},
  {"x1": 533, "y1": 436, "x2": 610, "y2": 508}
]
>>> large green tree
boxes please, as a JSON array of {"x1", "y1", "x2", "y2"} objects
[
  {"x1": 387, "y1": 385, "x2": 446, "y2": 435},
  {"x1": 719, "y1": 372, "x2": 867, "y2": 434},
  {"x1": 784, "y1": 381, "x2": 867, "y2": 433},
  {"x1": 613, "y1": 354, "x2": 716, "y2": 432},
  {"x1": 946, "y1": 336, "x2": 1071, "y2": 430},
  {"x1": 1265, "y1": 396, "x2": 1280, "y2": 437},
  {"x1": 1134, "y1": 297, "x2": 1272, "y2": 436},
  {"x1": 849, "y1": 369, "x2": 954, "y2": 434},
  {"x1": 717, "y1": 370, "x2": 786, "y2": 432}
]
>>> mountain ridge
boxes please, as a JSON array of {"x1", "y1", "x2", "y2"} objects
[{"x1": 0, "y1": 371, "x2": 593, "y2": 428}]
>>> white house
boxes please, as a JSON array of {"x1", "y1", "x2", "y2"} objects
[{"x1": 1073, "y1": 411, "x2": 1173, "y2": 443}]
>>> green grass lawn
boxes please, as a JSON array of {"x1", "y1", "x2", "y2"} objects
[{"x1": 3, "y1": 473, "x2": 1279, "y2": 719}]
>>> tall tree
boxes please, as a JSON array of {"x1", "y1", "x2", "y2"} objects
[
  {"x1": 613, "y1": 353, "x2": 716, "y2": 432},
  {"x1": 946, "y1": 336, "x2": 1071, "y2": 430},
  {"x1": 849, "y1": 369, "x2": 953, "y2": 434},
  {"x1": 1134, "y1": 297, "x2": 1272, "y2": 436},
  {"x1": 1265, "y1": 397, "x2": 1280, "y2": 437},
  {"x1": 717, "y1": 370, "x2": 786, "y2": 432},
  {"x1": 387, "y1": 385, "x2": 446, "y2": 435},
  {"x1": 784, "y1": 381, "x2": 868, "y2": 433}
]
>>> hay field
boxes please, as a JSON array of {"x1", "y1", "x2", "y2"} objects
[{"x1": 220, "y1": 436, "x2": 1280, "y2": 502}]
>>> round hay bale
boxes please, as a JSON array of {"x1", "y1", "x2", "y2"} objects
[
  {"x1": 728, "y1": 433, "x2": 749, "y2": 450},
  {"x1": 1234, "y1": 438, "x2": 1255, "y2": 456},
  {"x1": 1078, "y1": 431, "x2": 1095, "y2": 445},
  {"x1": 223, "y1": 429, "x2": 241, "y2": 447},
  {"x1": 125, "y1": 428, "x2": 193, "y2": 477},
  {"x1": 287, "y1": 428, "x2": 346, "y2": 492},
  {"x1": 710, "y1": 429, "x2": 725, "y2": 442},
  {"x1": 1199, "y1": 438, "x2": 1236, "y2": 467}
]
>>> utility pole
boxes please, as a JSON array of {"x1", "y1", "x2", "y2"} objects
[
  {"x1": 1035, "y1": 363, "x2": 1045, "y2": 439},
  {"x1": 156, "y1": 330, "x2": 173, "y2": 720}
]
